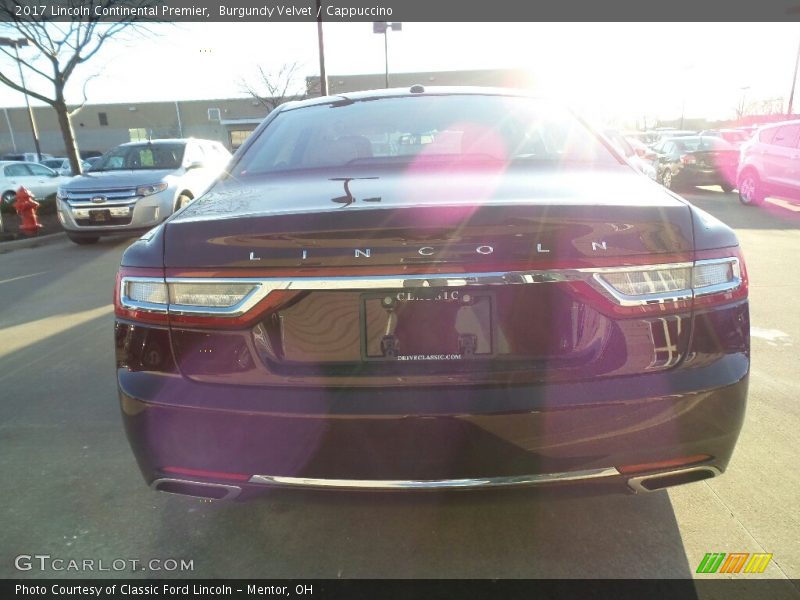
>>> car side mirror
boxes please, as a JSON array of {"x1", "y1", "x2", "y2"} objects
[{"x1": 185, "y1": 160, "x2": 205, "y2": 170}]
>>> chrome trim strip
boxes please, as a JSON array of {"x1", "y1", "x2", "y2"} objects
[
  {"x1": 248, "y1": 467, "x2": 621, "y2": 490},
  {"x1": 163, "y1": 271, "x2": 578, "y2": 317},
  {"x1": 69, "y1": 198, "x2": 139, "y2": 208},
  {"x1": 578, "y1": 262, "x2": 693, "y2": 273},
  {"x1": 65, "y1": 187, "x2": 137, "y2": 194},
  {"x1": 119, "y1": 258, "x2": 745, "y2": 318},
  {"x1": 626, "y1": 466, "x2": 721, "y2": 494},
  {"x1": 150, "y1": 478, "x2": 242, "y2": 500}
]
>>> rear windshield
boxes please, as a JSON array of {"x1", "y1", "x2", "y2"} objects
[
  {"x1": 92, "y1": 143, "x2": 185, "y2": 171},
  {"x1": 233, "y1": 95, "x2": 618, "y2": 176},
  {"x1": 673, "y1": 137, "x2": 735, "y2": 152},
  {"x1": 719, "y1": 131, "x2": 749, "y2": 143}
]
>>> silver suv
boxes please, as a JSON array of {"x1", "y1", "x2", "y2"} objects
[
  {"x1": 57, "y1": 138, "x2": 231, "y2": 244},
  {"x1": 737, "y1": 120, "x2": 800, "y2": 206}
]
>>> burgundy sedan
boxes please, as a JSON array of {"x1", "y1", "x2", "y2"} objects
[{"x1": 115, "y1": 88, "x2": 749, "y2": 500}]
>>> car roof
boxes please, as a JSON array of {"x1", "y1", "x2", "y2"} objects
[
  {"x1": 758, "y1": 119, "x2": 800, "y2": 130},
  {"x1": 0, "y1": 160, "x2": 55, "y2": 168},
  {"x1": 665, "y1": 136, "x2": 733, "y2": 144},
  {"x1": 115, "y1": 139, "x2": 190, "y2": 147},
  {"x1": 114, "y1": 138, "x2": 221, "y2": 148},
  {"x1": 280, "y1": 86, "x2": 542, "y2": 111}
]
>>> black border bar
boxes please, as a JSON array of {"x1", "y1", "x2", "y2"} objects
[
  {"x1": 2, "y1": 0, "x2": 800, "y2": 22},
  {"x1": 5, "y1": 579, "x2": 800, "y2": 600}
]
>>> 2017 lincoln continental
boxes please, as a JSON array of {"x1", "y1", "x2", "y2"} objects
[{"x1": 115, "y1": 88, "x2": 749, "y2": 500}]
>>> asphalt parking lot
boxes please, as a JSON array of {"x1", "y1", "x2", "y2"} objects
[{"x1": 0, "y1": 189, "x2": 799, "y2": 591}]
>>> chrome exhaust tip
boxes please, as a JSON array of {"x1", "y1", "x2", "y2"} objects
[
  {"x1": 627, "y1": 466, "x2": 721, "y2": 493},
  {"x1": 150, "y1": 478, "x2": 241, "y2": 501}
]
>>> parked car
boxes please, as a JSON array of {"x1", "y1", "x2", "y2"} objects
[
  {"x1": 1, "y1": 152, "x2": 55, "y2": 162},
  {"x1": 56, "y1": 138, "x2": 231, "y2": 244},
  {"x1": 649, "y1": 130, "x2": 697, "y2": 147},
  {"x1": 115, "y1": 88, "x2": 749, "y2": 501},
  {"x1": 648, "y1": 136, "x2": 738, "y2": 191},
  {"x1": 737, "y1": 119, "x2": 800, "y2": 206},
  {"x1": 624, "y1": 130, "x2": 659, "y2": 146},
  {"x1": 736, "y1": 125, "x2": 759, "y2": 139},
  {"x1": 83, "y1": 156, "x2": 102, "y2": 170},
  {"x1": 39, "y1": 157, "x2": 92, "y2": 177},
  {"x1": 602, "y1": 129, "x2": 656, "y2": 179},
  {"x1": 1, "y1": 161, "x2": 71, "y2": 211},
  {"x1": 699, "y1": 129, "x2": 750, "y2": 147}
]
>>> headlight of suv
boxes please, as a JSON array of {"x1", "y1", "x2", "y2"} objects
[{"x1": 136, "y1": 183, "x2": 169, "y2": 197}]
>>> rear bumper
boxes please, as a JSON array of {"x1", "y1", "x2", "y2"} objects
[
  {"x1": 119, "y1": 353, "x2": 748, "y2": 498},
  {"x1": 677, "y1": 168, "x2": 737, "y2": 187}
]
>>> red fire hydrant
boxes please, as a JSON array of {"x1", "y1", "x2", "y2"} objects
[{"x1": 14, "y1": 186, "x2": 42, "y2": 237}]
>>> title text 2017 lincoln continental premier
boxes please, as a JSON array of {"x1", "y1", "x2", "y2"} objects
[{"x1": 115, "y1": 88, "x2": 749, "y2": 500}]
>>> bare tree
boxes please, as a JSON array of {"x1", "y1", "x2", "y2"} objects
[
  {"x1": 241, "y1": 62, "x2": 306, "y2": 113},
  {"x1": 735, "y1": 97, "x2": 785, "y2": 120},
  {"x1": 0, "y1": 3, "x2": 152, "y2": 175}
]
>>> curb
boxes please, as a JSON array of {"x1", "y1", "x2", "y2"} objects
[{"x1": 0, "y1": 231, "x2": 67, "y2": 253}]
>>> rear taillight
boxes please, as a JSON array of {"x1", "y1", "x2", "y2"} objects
[
  {"x1": 691, "y1": 247, "x2": 748, "y2": 309},
  {"x1": 115, "y1": 249, "x2": 747, "y2": 327},
  {"x1": 115, "y1": 268, "x2": 294, "y2": 328},
  {"x1": 591, "y1": 251, "x2": 745, "y2": 314},
  {"x1": 594, "y1": 265, "x2": 692, "y2": 300},
  {"x1": 114, "y1": 268, "x2": 169, "y2": 325},
  {"x1": 680, "y1": 154, "x2": 696, "y2": 165}
]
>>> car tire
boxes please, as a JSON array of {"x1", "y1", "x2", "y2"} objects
[
  {"x1": 175, "y1": 193, "x2": 193, "y2": 212},
  {"x1": 720, "y1": 183, "x2": 734, "y2": 193},
  {"x1": 1, "y1": 190, "x2": 15, "y2": 212},
  {"x1": 738, "y1": 170, "x2": 765, "y2": 206},
  {"x1": 67, "y1": 232, "x2": 100, "y2": 245}
]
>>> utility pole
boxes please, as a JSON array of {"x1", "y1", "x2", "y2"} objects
[
  {"x1": 788, "y1": 39, "x2": 800, "y2": 116},
  {"x1": 0, "y1": 36, "x2": 42, "y2": 160},
  {"x1": 316, "y1": 0, "x2": 327, "y2": 96}
]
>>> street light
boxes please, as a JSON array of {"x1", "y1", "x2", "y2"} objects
[
  {"x1": 0, "y1": 36, "x2": 43, "y2": 161},
  {"x1": 373, "y1": 22, "x2": 402, "y2": 89}
]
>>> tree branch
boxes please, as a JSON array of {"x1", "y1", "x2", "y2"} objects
[
  {"x1": 0, "y1": 71, "x2": 55, "y2": 105},
  {"x1": 68, "y1": 72, "x2": 100, "y2": 117}
]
